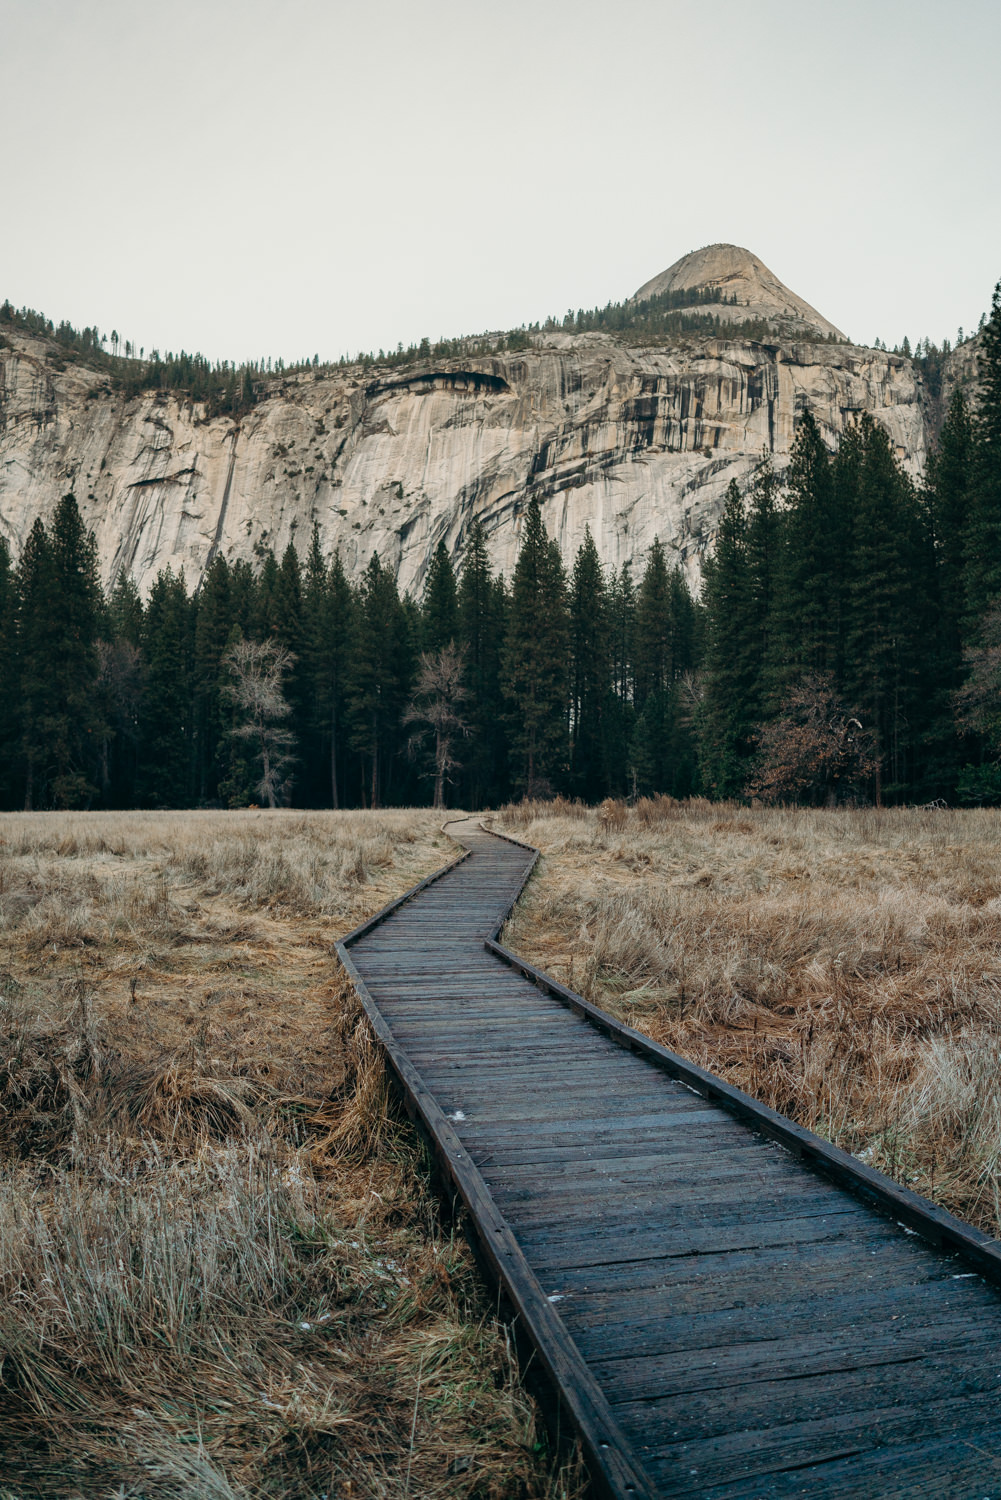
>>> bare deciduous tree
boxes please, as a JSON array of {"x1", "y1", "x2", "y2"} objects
[
  {"x1": 404, "y1": 645, "x2": 469, "y2": 810},
  {"x1": 747, "y1": 674, "x2": 877, "y2": 806},
  {"x1": 223, "y1": 639, "x2": 296, "y2": 809}
]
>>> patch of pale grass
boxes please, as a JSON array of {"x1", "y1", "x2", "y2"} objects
[
  {"x1": 497, "y1": 798, "x2": 1001, "y2": 1235},
  {"x1": 0, "y1": 810, "x2": 580, "y2": 1499}
]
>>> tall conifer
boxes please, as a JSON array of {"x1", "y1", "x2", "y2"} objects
[
  {"x1": 698, "y1": 481, "x2": 756, "y2": 795},
  {"x1": 930, "y1": 388, "x2": 973, "y2": 645},
  {"x1": 349, "y1": 554, "x2": 412, "y2": 806},
  {"x1": 633, "y1": 538, "x2": 674, "y2": 711},
  {"x1": 274, "y1": 543, "x2": 307, "y2": 793},
  {"x1": 964, "y1": 281, "x2": 1001, "y2": 628},
  {"x1": 193, "y1": 555, "x2": 234, "y2": 801},
  {"x1": 322, "y1": 549, "x2": 357, "y2": 808},
  {"x1": 843, "y1": 416, "x2": 935, "y2": 799},
  {"x1": 422, "y1": 539, "x2": 459, "y2": 654},
  {"x1": 569, "y1": 527, "x2": 612, "y2": 801},
  {"x1": 0, "y1": 539, "x2": 15, "y2": 806},
  {"x1": 14, "y1": 519, "x2": 59, "y2": 808},
  {"x1": 107, "y1": 570, "x2": 144, "y2": 645},
  {"x1": 51, "y1": 494, "x2": 104, "y2": 804},
  {"x1": 457, "y1": 520, "x2": 507, "y2": 806},
  {"x1": 14, "y1": 496, "x2": 104, "y2": 807},
  {"x1": 766, "y1": 412, "x2": 843, "y2": 696},
  {"x1": 503, "y1": 499, "x2": 570, "y2": 797},
  {"x1": 139, "y1": 568, "x2": 193, "y2": 806}
]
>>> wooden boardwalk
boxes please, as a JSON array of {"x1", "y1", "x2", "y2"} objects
[{"x1": 337, "y1": 817, "x2": 1001, "y2": 1499}]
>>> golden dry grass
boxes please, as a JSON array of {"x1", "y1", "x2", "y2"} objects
[
  {"x1": 0, "y1": 810, "x2": 583, "y2": 1500},
  {"x1": 495, "y1": 797, "x2": 1001, "y2": 1238}
]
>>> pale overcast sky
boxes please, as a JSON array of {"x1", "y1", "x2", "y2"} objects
[{"x1": 4, "y1": 0, "x2": 1000, "y2": 365}]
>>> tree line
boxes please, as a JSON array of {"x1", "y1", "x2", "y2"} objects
[
  {"x1": 0, "y1": 301, "x2": 321, "y2": 418},
  {"x1": 0, "y1": 496, "x2": 698, "y2": 811},
  {"x1": 1, "y1": 279, "x2": 1000, "y2": 812}
]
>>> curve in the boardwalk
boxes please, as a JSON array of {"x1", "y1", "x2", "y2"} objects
[{"x1": 338, "y1": 816, "x2": 1001, "y2": 1500}]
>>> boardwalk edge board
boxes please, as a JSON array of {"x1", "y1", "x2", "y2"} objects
[{"x1": 336, "y1": 824, "x2": 656, "y2": 1500}]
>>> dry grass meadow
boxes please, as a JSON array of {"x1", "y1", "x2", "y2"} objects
[
  {"x1": 0, "y1": 810, "x2": 582, "y2": 1500},
  {"x1": 495, "y1": 797, "x2": 1001, "y2": 1239}
]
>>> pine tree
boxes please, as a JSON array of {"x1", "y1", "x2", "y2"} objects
[
  {"x1": 229, "y1": 558, "x2": 258, "y2": 635},
  {"x1": 744, "y1": 464, "x2": 782, "y2": 683},
  {"x1": 422, "y1": 539, "x2": 459, "y2": 654},
  {"x1": 299, "y1": 527, "x2": 329, "y2": 807},
  {"x1": 0, "y1": 538, "x2": 18, "y2": 807},
  {"x1": 457, "y1": 520, "x2": 507, "y2": 807},
  {"x1": 632, "y1": 682, "x2": 697, "y2": 797},
  {"x1": 253, "y1": 549, "x2": 280, "y2": 637},
  {"x1": 107, "y1": 570, "x2": 144, "y2": 645},
  {"x1": 273, "y1": 542, "x2": 307, "y2": 796},
  {"x1": 569, "y1": 527, "x2": 612, "y2": 801},
  {"x1": 502, "y1": 499, "x2": 570, "y2": 797},
  {"x1": 608, "y1": 562, "x2": 635, "y2": 707},
  {"x1": 97, "y1": 571, "x2": 145, "y2": 807},
  {"x1": 192, "y1": 555, "x2": 235, "y2": 802},
  {"x1": 605, "y1": 562, "x2": 636, "y2": 794},
  {"x1": 964, "y1": 280, "x2": 1001, "y2": 628},
  {"x1": 843, "y1": 416, "x2": 935, "y2": 800},
  {"x1": 15, "y1": 519, "x2": 59, "y2": 808},
  {"x1": 698, "y1": 481, "x2": 757, "y2": 796},
  {"x1": 52, "y1": 494, "x2": 104, "y2": 804},
  {"x1": 633, "y1": 538, "x2": 674, "y2": 711},
  {"x1": 923, "y1": 389, "x2": 975, "y2": 788},
  {"x1": 930, "y1": 389, "x2": 974, "y2": 649},
  {"x1": 139, "y1": 568, "x2": 193, "y2": 806},
  {"x1": 766, "y1": 412, "x2": 843, "y2": 697},
  {"x1": 321, "y1": 548, "x2": 357, "y2": 808},
  {"x1": 669, "y1": 565, "x2": 699, "y2": 677},
  {"x1": 349, "y1": 554, "x2": 412, "y2": 806},
  {"x1": 273, "y1": 544, "x2": 303, "y2": 646},
  {"x1": 14, "y1": 496, "x2": 104, "y2": 808},
  {"x1": 630, "y1": 540, "x2": 701, "y2": 797}
]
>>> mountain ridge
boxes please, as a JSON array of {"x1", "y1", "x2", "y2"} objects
[{"x1": 0, "y1": 247, "x2": 978, "y2": 597}]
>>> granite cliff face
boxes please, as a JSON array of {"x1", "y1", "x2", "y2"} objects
[{"x1": 0, "y1": 246, "x2": 972, "y2": 595}]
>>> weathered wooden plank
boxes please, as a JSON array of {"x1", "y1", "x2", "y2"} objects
[
  {"x1": 615, "y1": 1338, "x2": 1001, "y2": 1460},
  {"x1": 518, "y1": 1208, "x2": 878, "y2": 1271},
  {"x1": 696, "y1": 1433, "x2": 1001, "y2": 1499},
  {"x1": 641, "y1": 1388, "x2": 1001, "y2": 1495},
  {"x1": 504, "y1": 1188, "x2": 880, "y2": 1241},
  {"x1": 549, "y1": 1241, "x2": 957, "y2": 1320},
  {"x1": 594, "y1": 1317, "x2": 1001, "y2": 1402},
  {"x1": 567, "y1": 1274, "x2": 995, "y2": 1362}
]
